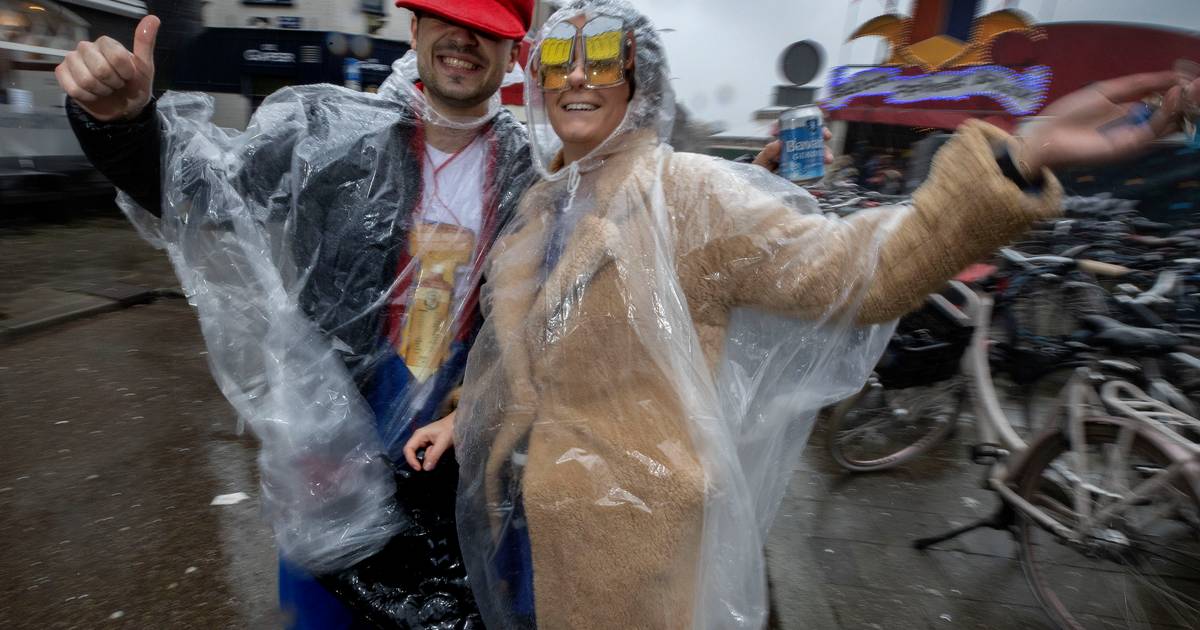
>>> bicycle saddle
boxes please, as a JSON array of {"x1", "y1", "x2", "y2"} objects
[
  {"x1": 1130, "y1": 217, "x2": 1174, "y2": 236},
  {"x1": 1079, "y1": 315, "x2": 1184, "y2": 355}
]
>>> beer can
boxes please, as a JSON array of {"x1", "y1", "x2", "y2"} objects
[
  {"x1": 344, "y1": 58, "x2": 362, "y2": 92},
  {"x1": 778, "y1": 105, "x2": 824, "y2": 184}
]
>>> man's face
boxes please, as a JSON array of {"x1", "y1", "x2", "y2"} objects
[{"x1": 412, "y1": 15, "x2": 518, "y2": 112}]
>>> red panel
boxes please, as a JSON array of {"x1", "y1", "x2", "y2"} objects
[
  {"x1": 992, "y1": 23, "x2": 1200, "y2": 106},
  {"x1": 501, "y1": 83, "x2": 524, "y2": 105},
  {"x1": 501, "y1": 38, "x2": 533, "y2": 106}
]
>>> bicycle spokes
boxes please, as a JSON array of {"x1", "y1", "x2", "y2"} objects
[{"x1": 1016, "y1": 422, "x2": 1200, "y2": 629}]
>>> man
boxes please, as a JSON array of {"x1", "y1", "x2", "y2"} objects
[{"x1": 56, "y1": 1, "x2": 537, "y2": 627}]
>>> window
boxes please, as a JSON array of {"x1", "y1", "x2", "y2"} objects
[
  {"x1": 361, "y1": 0, "x2": 384, "y2": 16},
  {"x1": 0, "y1": 0, "x2": 90, "y2": 57}
]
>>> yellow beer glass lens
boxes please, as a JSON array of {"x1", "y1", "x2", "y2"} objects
[
  {"x1": 584, "y1": 30, "x2": 621, "y2": 63},
  {"x1": 540, "y1": 37, "x2": 573, "y2": 67}
]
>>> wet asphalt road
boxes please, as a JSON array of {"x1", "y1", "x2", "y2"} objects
[
  {"x1": 0, "y1": 303, "x2": 278, "y2": 629},
  {"x1": 0, "y1": 214, "x2": 175, "y2": 301},
  {"x1": 1, "y1": 213, "x2": 278, "y2": 629}
]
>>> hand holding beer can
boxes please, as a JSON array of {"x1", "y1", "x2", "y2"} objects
[{"x1": 778, "y1": 105, "x2": 825, "y2": 184}]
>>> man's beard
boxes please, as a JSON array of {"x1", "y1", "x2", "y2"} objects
[{"x1": 425, "y1": 76, "x2": 495, "y2": 110}]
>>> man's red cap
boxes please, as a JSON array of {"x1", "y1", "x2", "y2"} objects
[{"x1": 397, "y1": 0, "x2": 535, "y2": 40}]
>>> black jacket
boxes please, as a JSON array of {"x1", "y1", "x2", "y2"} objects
[{"x1": 67, "y1": 93, "x2": 535, "y2": 386}]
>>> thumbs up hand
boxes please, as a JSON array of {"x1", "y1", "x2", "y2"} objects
[{"x1": 55, "y1": 15, "x2": 160, "y2": 122}]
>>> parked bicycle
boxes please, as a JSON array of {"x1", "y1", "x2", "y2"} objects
[
  {"x1": 914, "y1": 283, "x2": 1200, "y2": 630},
  {"x1": 826, "y1": 288, "x2": 972, "y2": 472}
]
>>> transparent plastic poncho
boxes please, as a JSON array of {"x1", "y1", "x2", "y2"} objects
[
  {"x1": 452, "y1": 1, "x2": 907, "y2": 628},
  {"x1": 116, "y1": 51, "x2": 535, "y2": 573}
]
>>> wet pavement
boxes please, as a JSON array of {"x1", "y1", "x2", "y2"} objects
[
  {"x1": 1, "y1": 301, "x2": 1052, "y2": 629},
  {"x1": 0, "y1": 302, "x2": 279, "y2": 629},
  {"x1": 1, "y1": 211, "x2": 277, "y2": 628},
  {"x1": 0, "y1": 210, "x2": 1163, "y2": 629},
  {"x1": 0, "y1": 213, "x2": 177, "y2": 305},
  {"x1": 768, "y1": 429, "x2": 1059, "y2": 630}
]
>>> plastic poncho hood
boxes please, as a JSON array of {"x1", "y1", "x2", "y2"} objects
[
  {"x1": 116, "y1": 51, "x2": 534, "y2": 574},
  {"x1": 453, "y1": 1, "x2": 900, "y2": 628},
  {"x1": 524, "y1": 0, "x2": 675, "y2": 182}
]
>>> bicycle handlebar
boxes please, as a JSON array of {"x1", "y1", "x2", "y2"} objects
[
  {"x1": 935, "y1": 281, "x2": 979, "y2": 326},
  {"x1": 1135, "y1": 270, "x2": 1178, "y2": 304},
  {"x1": 1001, "y1": 248, "x2": 1133, "y2": 278}
]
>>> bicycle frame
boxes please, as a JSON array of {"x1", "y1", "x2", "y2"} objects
[{"x1": 953, "y1": 283, "x2": 1028, "y2": 453}]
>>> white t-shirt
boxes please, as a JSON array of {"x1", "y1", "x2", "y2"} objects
[
  {"x1": 414, "y1": 138, "x2": 488, "y2": 303},
  {"x1": 419, "y1": 140, "x2": 486, "y2": 237}
]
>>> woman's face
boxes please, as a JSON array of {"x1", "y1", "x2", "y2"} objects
[{"x1": 543, "y1": 15, "x2": 632, "y2": 162}]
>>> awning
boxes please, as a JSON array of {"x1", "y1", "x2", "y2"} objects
[
  {"x1": 58, "y1": 0, "x2": 146, "y2": 18},
  {"x1": 0, "y1": 41, "x2": 69, "y2": 58}
]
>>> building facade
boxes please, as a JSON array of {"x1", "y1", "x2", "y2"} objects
[
  {"x1": 1, "y1": 0, "x2": 145, "y2": 107},
  {"x1": 201, "y1": 0, "x2": 411, "y2": 43},
  {"x1": 0, "y1": 0, "x2": 148, "y2": 201},
  {"x1": 173, "y1": 0, "x2": 415, "y2": 128},
  {"x1": 532, "y1": 1, "x2": 560, "y2": 32}
]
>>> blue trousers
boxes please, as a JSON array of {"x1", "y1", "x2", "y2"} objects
[{"x1": 278, "y1": 558, "x2": 370, "y2": 630}]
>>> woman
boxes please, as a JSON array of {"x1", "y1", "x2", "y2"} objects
[{"x1": 406, "y1": 1, "x2": 1191, "y2": 627}]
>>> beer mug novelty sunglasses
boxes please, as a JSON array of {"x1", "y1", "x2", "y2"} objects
[{"x1": 537, "y1": 16, "x2": 633, "y2": 92}]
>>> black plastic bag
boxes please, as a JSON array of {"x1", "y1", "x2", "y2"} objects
[{"x1": 320, "y1": 455, "x2": 484, "y2": 629}]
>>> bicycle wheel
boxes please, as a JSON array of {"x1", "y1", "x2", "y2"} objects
[
  {"x1": 827, "y1": 376, "x2": 964, "y2": 473},
  {"x1": 1014, "y1": 420, "x2": 1200, "y2": 629}
]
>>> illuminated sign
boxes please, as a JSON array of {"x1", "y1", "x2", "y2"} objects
[{"x1": 825, "y1": 64, "x2": 1051, "y2": 115}]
